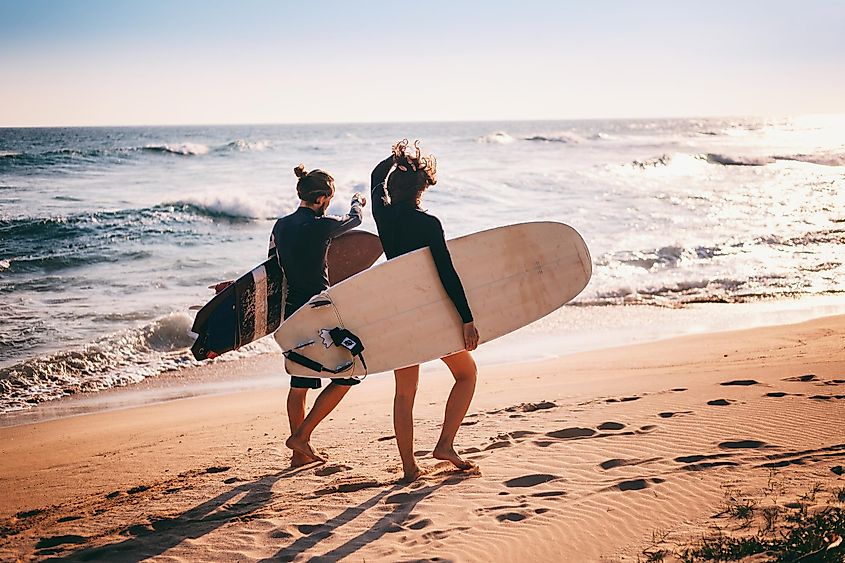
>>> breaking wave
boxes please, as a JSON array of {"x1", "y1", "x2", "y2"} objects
[
  {"x1": 0, "y1": 138, "x2": 277, "y2": 169},
  {"x1": 0, "y1": 313, "x2": 198, "y2": 412},
  {"x1": 628, "y1": 150, "x2": 845, "y2": 172},
  {"x1": 476, "y1": 131, "x2": 515, "y2": 144}
]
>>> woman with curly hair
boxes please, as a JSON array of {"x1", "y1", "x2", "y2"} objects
[{"x1": 370, "y1": 140, "x2": 479, "y2": 482}]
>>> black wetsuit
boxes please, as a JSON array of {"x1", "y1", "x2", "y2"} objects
[
  {"x1": 270, "y1": 202, "x2": 362, "y2": 388},
  {"x1": 370, "y1": 157, "x2": 473, "y2": 324}
]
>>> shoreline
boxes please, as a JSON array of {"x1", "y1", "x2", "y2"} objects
[
  {"x1": 1, "y1": 313, "x2": 843, "y2": 560},
  {"x1": 3, "y1": 294, "x2": 845, "y2": 429}
]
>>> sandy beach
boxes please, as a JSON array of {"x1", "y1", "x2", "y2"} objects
[{"x1": 1, "y1": 313, "x2": 843, "y2": 561}]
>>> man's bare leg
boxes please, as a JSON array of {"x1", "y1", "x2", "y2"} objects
[
  {"x1": 394, "y1": 365, "x2": 423, "y2": 482},
  {"x1": 433, "y1": 351, "x2": 477, "y2": 470},
  {"x1": 286, "y1": 382, "x2": 351, "y2": 463},
  {"x1": 286, "y1": 387, "x2": 316, "y2": 466}
]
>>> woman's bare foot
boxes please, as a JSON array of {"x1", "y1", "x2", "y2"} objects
[
  {"x1": 433, "y1": 444, "x2": 476, "y2": 471},
  {"x1": 286, "y1": 434, "x2": 326, "y2": 463},
  {"x1": 400, "y1": 465, "x2": 425, "y2": 483}
]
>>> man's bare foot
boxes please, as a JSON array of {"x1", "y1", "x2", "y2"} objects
[
  {"x1": 290, "y1": 451, "x2": 318, "y2": 467},
  {"x1": 433, "y1": 444, "x2": 476, "y2": 471},
  {"x1": 400, "y1": 465, "x2": 425, "y2": 484},
  {"x1": 286, "y1": 435, "x2": 326, "y2": 463}
]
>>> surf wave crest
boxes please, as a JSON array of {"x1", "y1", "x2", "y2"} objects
[{"x1": 0, "y1": 313, "x2": 197, "y2": 412}]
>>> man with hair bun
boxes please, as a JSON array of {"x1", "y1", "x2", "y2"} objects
[{"x1": 270, "y1": 164, "x2": 366, "y2": 466}]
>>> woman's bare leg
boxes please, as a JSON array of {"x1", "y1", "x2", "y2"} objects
[
  {"x1": 433, "y1": 350, "x2": 478, "y2": 470},
  {"x1": 394, "y1": 365, "x2": 422, "y2": 482}
]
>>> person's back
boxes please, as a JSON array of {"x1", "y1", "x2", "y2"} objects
[
  {"x1": 273, "y1": 164, "x2": 366, "y2": 467},
  {"x1": 272, "y1": 205, "x2": 357, "y2": 316},
  {"x1": 370, "y1": 140, "x2": 479, "y2": 482}
]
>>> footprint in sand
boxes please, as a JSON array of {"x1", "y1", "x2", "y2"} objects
[
  {"x1": 718, "y1": 439, "x2": 769, "y2": 449},
  {"x1": 505, "y1": 401, "x2": 556, "y2": 413},
  {"x1": 720, "y1": 379, "x2": 759, "y2": 386},
  {"x1": 315, "y1": 464, "x2": 351, "y2": 476},
  {"x1": 270, "y1": 528, "x2": 294, "y2": 539},
  {"x1": 509, "y1": 430, "x2": 539, "y2": 439},
  {"x1": 127, "y1": 485, "x2": 149, "y2": 494},
  {"x1": 532, "y1": 490, "x2": 567, "y2": 498},
  {"x1": 636, "y1": 425, "x2": 658, "y2": 434},
  {"x1": 205, "y1": 466, "x2": 230, "y2": 474},
  {"x1": 496, "y1": 512, "x2": 528, "y2": 522},
  {"x1": 599, "y1": 457, "x2": 662, "y2": 470},
  {"x1": 597, "y1": 422, "x2": 625, "y2": 431},
  {"x1": 16, "y1": 508, "x2": 46, "y2": 519},
  {"x1": 504, "y1": 474, "x2": 559, "y2": 488},
  {"x1": 546, "y1": 427, "x2": 595, "y2": 439},
  {"x1": 707, "y1": 399, "x2": 734, "y2": 406},
  {"x1": 783, "y1": 374, "x2": 817, "y2": 382},
  {"x1": 35, "y1": 535, "x2": 87, "y2": 549},
  {"x1": 408, "y1": 518, "x2": 433, "y2": 530},
  {"x1": 606, "y1": 396, "x2": 641, "y2": 403},
  {"x1": 56, "y1": 515, "x2": 82, "y2": 523},
  {"x1": 485, "y1": 440, "x2": 512, "y2": 451},
  {"x1": 314, "y1": 479, "x2": 381, "y2": 496},
  {"x1": 296, "y1": 523, "x2": 328, "y2": 536},
  {"x1": 671, "y1": 388, "x2": 688, "y2": 392},
  {"x1": 658, "y1": 411, "x2": 693, "y2": 418},
  {"x1": 609, "y1": 477, "x2": 665, "y2": 492}
]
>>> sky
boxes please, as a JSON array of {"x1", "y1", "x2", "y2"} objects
[{"x1": 1, "y1": 0, "x2": 844, "y2": 126}]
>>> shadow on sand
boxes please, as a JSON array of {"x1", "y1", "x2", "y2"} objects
[{"x1": 46, "y1": 467, "x2": 471, "y2": 562}]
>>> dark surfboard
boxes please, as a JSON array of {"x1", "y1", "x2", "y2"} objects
[{"x1": 190, "y1": 230, "x2": 383, "y2": 360}]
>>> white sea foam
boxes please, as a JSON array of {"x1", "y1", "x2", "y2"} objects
[
  {"x1": 167, "y1": 195, "x2": 291, "y2": 220},
  {"x1": 143, "y1": 142, "x2": 210, "y2": 156},
  {"x1": 223, "y1": 139, "x2": 271, "y2": 152},
  {"x1": 476, "y1": 131, "x2": 515, "y2": 144},
  {"x1": 523, "y1": 131, "x2": 585, "y2": 143},
  {"x1": 0, "y1": 313, "x2": 198, "y2": 412}
]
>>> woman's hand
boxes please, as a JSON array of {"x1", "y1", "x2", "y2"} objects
[{"x1": 463, "y1": 321, "x2": 479, "y2": 351}]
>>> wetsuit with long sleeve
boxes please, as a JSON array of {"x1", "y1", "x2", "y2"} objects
[
  {"x1": 370, "y1": 157, "x2": 473, "y2": 324},
  {"x1": 270, "y1": 203, "x2": 362, "y2": 316},
  {"x1": 270, "y1": 201, "x2": 362, "y2": 388}
]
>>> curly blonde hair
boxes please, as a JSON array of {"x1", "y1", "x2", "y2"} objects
[{"x1": 386, "y1": 139, "x2": 437, "y2": 204}]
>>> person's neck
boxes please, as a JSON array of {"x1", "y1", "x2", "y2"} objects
[{"x1": 299, "y1": 202, "x2": 323, "y2": 214}]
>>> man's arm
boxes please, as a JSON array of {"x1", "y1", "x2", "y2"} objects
[{"x1": 320, "y1": 194, "x2": 364, "y2": 239}]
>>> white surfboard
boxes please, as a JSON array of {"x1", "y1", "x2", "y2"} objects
[{"x1": 274, "y1": 222, "x2": 591, "y2": 377}]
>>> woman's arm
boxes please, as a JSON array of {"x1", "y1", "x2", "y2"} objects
[
  {"x1": 370, "y1": 156, "x2": 393, "y2": 218},
  {"x1": 427, "y1": 217, "x2": 473, "y2": 324}
]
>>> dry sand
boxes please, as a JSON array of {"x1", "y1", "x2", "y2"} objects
[{"x1": 1, "y1": 314, "x2": 844, "y2": 561}]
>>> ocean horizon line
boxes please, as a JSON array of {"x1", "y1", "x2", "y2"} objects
[{"x1": 4, "y1": 112, "x2": 843, "y2": 130}]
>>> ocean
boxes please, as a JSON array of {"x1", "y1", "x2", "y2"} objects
[{"x1": 1, "y1": 116, "x2": 843, "y2": 413}]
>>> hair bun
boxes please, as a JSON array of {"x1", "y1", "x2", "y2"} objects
[{"x1": 294, "y1": 164, "x2": 307, "y2": 179}]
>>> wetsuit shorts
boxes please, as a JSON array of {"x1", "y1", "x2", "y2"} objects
[{"x1": 285, "y1": 302, "x2": 360, "y2": 389}]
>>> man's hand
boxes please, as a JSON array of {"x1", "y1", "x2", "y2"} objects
[
  {"x1": 463, "y1": 321, "x2": 479, "y2": 351},
  {"x1": 211, "y1": 280, "x2": 234, "y2": 294}
]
